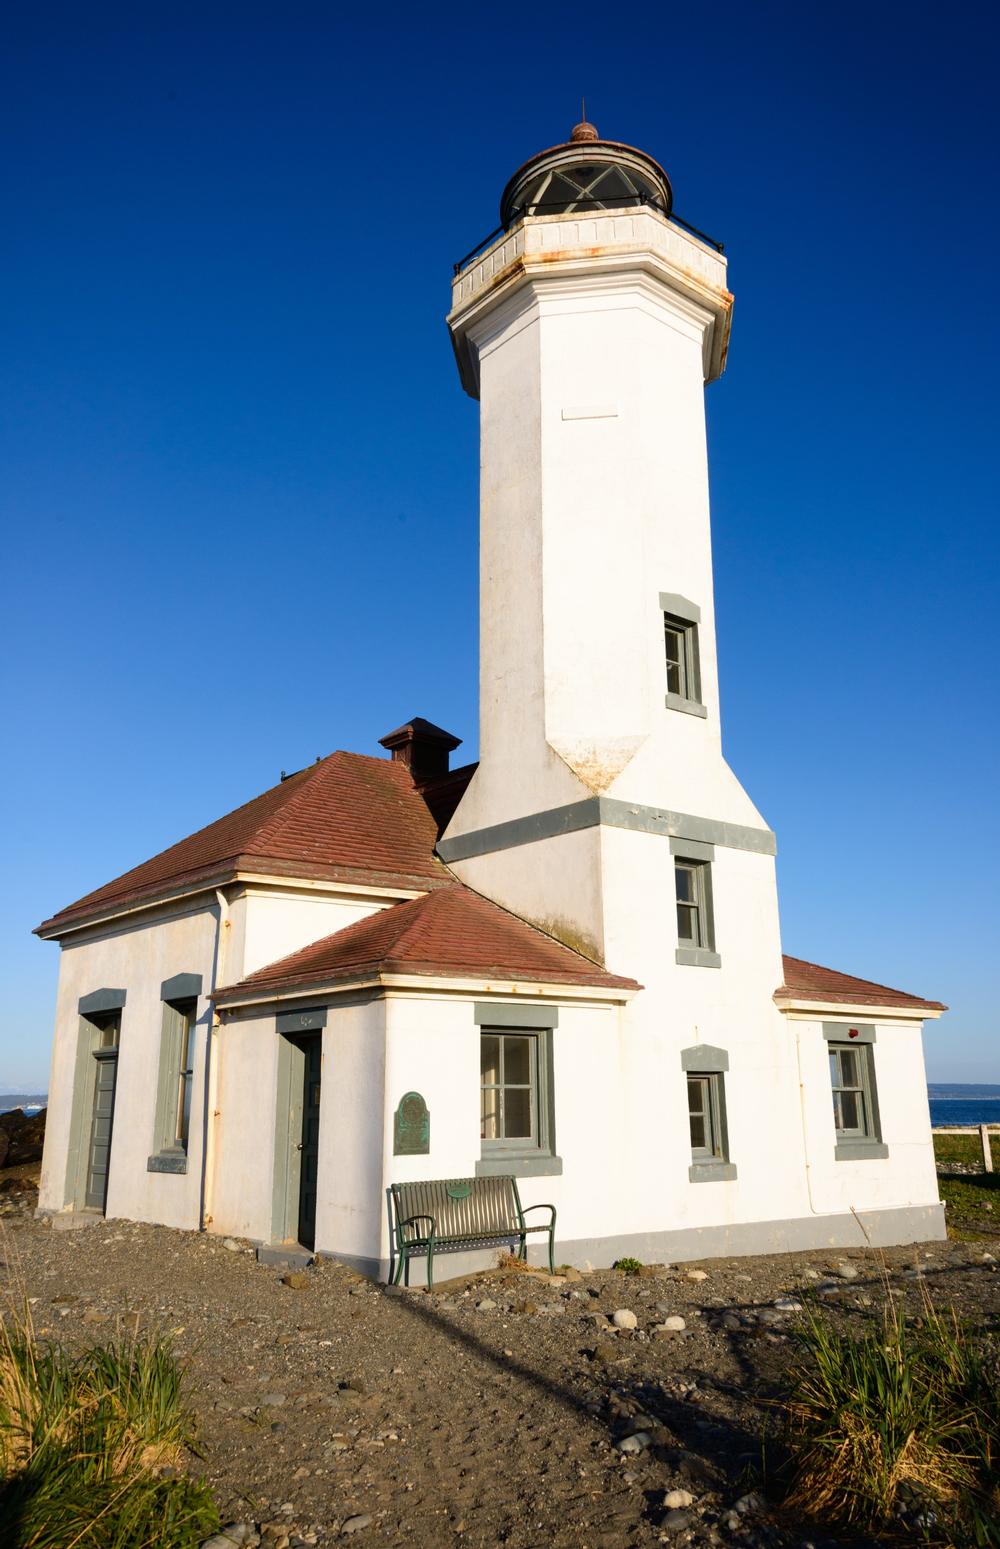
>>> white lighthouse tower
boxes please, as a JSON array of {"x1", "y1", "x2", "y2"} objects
[{"x1": 442, "y1": 119, "x2": 783, "y2": 999}]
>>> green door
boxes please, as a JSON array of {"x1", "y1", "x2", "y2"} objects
[
  {"x1": 85, "y1": 1045, "x2": 119, "y2": 1211},
  {"x1": 296, "y1": 1037, "x2": 322, "y2": 1249}
]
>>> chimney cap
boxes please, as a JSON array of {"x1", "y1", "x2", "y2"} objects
[{"x1": 379, "y1": 717, "x2": 462, "y2": 754}]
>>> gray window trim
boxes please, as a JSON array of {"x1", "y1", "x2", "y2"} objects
[
  {"x1": 476, "y1": 1024, "x2": 561, "y2": 1178},
  {"x1": 148, "y1": 993, "x2": 198, "y2": 1174},
  {"x1": 674, "y1": 855, "x2": 718, "y2": 964},
  {"x1": 665, "y1": 691, "x2": 708, "y2": 718},
  {"x1": 661, "y1": 594, "x2": 704, "y2": 714},
  {"x1": 276, "y1": 1005, "x2": 328, "y2": 1034},
  {"x1": 658, "y1": 592, "x2": 701, "y2": 624},
  {"x1": 683, "y1": 1061, "x2": 736, "y2": 1182},
  {"x1": 78, "y1": 988, "x2": 126, "y2": 1017},
  {"x1": 676, "y1": 947, "x2": 722, "y2": 968},
  {"x1": 680, "y1": 1043, "x2": 729, "y2": 1072},
  {"x1": 474, "y1": 1002, "x2": 558, "y2": 1029},
  {"x1": 160, "y1": 972, "x2": 203, "y2": 1002},
  {"x1": 670, "y1": 836, "x2": 714, "y2": 862},
  {"x1": 827, "y1": 1038, "x2": 884, "y2": 1158},
  {"x1": 822, "y1": 1022, "x2": 876, "y2": 1044}
]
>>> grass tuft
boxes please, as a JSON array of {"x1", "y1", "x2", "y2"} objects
[
  {"x1": 611, "y1": 1257, "x2": 643, "y2": 1275},
  {"x1": 0, "y1": 1301, "x2": 220, "y2": 1548},
  {"x1": 777, "y1": 1295, "x2": 1000, "y2": 1544}
]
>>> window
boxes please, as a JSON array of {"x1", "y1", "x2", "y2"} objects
[
  {"x1": 148, "y1": 973, "x2": 202, "y2": 1175},
  {"x1": 474, "y1": 1004, "x2": 561, "y2": 1177},
  {"x1": 826, "y1": 1031, "x2": 887, "y2": 1158},
  {"x1": 481, "y1": 1032, "x2": 536, "y2": 1149},
  {"x1": 659, "y1": 593, "x2": 705, "y2": 717},
  {"x1": 674, "y1": 854, "x2": 720, "y2": 966},
  {"x1": 681, "y1": 1046, "x2": 736, "y2": 1181}
]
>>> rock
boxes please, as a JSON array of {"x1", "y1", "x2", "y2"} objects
[
  {"x1": 281, "y1": 1272, "x2": 311, "y2": 1290},
  {"x1": 685, "y1": 1269, "x2": 708, "y2": 1282},
  {"x1": 260, "y1": 1393, "x2": 287, "y2": 1408},
  {"x1": 592, "y1": 1341, "x2": 617, "y2": 1365},
  {"x1": 340, "y1": 1516, "x2": 372, "y2": 1535},
  {"x1": 476, "y1": 1298, "x2": 497, "y2": 1311},
  {"x1": 774, "y1": 1296, "x2": 803, "y2": 1312},
  {"x1": 202, "y1": 1527, "x2": 257, "y2": 1548},
  {"x1": 562, "y1": 1265, "x2": 583, "y2": 1282},
  {"x1": 663, "y1": 1489, "x2": 694, "y2": 1509},
  {"x1": 733, "y1": 1492, "x2": 764, "y2": 1514},
  {"x1": 616, "y1": 1432, "x2": 650, "y2": 1453},
  {"x1": 82, "y1": 1309, "x2": 109, "y2": 1324},
  {"x1": 756, "y1": 1308, "x2": 783, "y2": 1326},
  {"x1": 222, "y1": 1238, "x2": 242, "y2": 1252},
  {"x1": 612, "y1": 1308, "x2": 638, "y2": 1330},
  {"x1": 719, "y1": 1313, "x2": 742, "y2": 1331},
  {"x1": 803, "y1": 1268, "x2": 820, "y2": 1280},
  {"x1": 661, "y1": 1509, "x2": 691, "y2": 1531},
  {"x1": 514, "y1": 1299, "x2": 538, "y2": 1315},
  {"x1": 831, "y1": 1261, "x2": 859, "y2": 1280},
  {"x1": 660, "y1": 1314, "x2": 686, "y2": 1331}
]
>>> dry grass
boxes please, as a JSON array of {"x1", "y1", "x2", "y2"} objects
[
  {"x1": 0, "y1": 1299, "x2": 219, "y2": 1548},
  {"x1": 777, "y1": 1289, "x2": 1000, "y2": 1545}
]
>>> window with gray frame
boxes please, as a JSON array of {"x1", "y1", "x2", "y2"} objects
[
  {"x1": 827, "y1": 1037, "x2": 885, "y2": 1157},
  {"x1": 476, "y1": 1006, "x2": 561, "y2": 1177},
  {"x1": 148, "y1": 974, "x2": 202, "y2": 1174},
  {"x1": 681, "y1": 1045, "x2": 736, "y2": 1180},
  {"x1": 660, "y1": 594, "x2": 705, "y2": 716},
  {"x1": 675, "y1": 858, "x2": 714, "y2": 950}
]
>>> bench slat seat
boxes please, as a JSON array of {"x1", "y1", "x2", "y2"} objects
[{"x1": 389, "y1": 1176, "x2": 556, "y2": 1287}]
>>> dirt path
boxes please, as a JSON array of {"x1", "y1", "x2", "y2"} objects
[{"x1": 2, "y1": 1211, "x2": 998, "y2": 1548}]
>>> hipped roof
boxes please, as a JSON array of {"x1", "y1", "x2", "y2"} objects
[
  {"x1": 777, "y1": 954, "x2": 946, "y2": 1012},
  {"x1": 214, "y1": 882, "x2": 640, "y2": 1001}
]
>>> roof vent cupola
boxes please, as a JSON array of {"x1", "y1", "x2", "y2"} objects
[{"x1": 378, "y1": 717, "x2": 462, "y2": 783}]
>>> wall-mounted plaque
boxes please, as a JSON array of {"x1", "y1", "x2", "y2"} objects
[{"x1": 393, "y1": 1091, "x2": 430, "y2": 1155}]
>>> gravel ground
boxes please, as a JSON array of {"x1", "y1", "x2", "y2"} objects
[{"x1": 1, "y1": 1190, "x2": 998, "y2": 1549}]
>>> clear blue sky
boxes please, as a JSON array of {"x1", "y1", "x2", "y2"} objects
[{"x1": 2, "y1": 3, "x2": 997, "y2": 1088}]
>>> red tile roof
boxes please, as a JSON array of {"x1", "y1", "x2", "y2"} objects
[
  {"x1": 214, "y1": 883, "x2": 640, "y2": 1001},
  {"x1": 777, "y1": 954, "x2": 946, "y2": 1012},
  {"x1": 36, "y1": 752, "x2": 450, "y2": 935}
]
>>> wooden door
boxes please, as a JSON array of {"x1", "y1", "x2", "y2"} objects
[{"x1": 85, "y1": 1048, "x2": 119, "y2": 1211}]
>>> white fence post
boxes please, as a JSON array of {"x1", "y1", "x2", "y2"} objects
[{"x1": 982, "y1": 1124, "x2": 994, "y2": 1174}]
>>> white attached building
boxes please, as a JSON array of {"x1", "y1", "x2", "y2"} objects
[{"x1": 36, "y1": 121, "x2": 947, "y2": 1277}]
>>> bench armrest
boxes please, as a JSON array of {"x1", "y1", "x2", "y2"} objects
[
  {"x1": 520, "y1": 1203, "x2": 556, "y2": 1220},
  {"x1": 399, "y1": 1212, "x2": 436, "y2": 1239}
]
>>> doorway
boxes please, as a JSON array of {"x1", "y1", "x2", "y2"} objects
[
  {"x1": 272, "y1": 1031, "x2": 322, "y2": 1250},
  {"x1": 84, "y1": 1013, "x2": 120, "y2": 1212}
]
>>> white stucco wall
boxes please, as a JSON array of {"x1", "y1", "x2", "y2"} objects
[{"x1": 39, "y1": 899, "x2": 221, "y2": 1228}]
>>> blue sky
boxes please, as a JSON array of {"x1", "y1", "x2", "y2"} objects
[{"x1": 2, "y1": 2, "x2": 997, "y2": 1087}]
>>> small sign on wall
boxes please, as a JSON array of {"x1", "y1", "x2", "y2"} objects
[{"x1": 394, "y1": 1091, "x2": 430, "y2": 1155}]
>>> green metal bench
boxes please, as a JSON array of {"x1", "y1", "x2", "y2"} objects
[{"x1": 389, "y1": 1176, "x2": 556, "y2": 1288}]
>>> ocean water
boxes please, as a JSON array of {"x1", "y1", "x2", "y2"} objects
[{"x1": 929, "y1": 1099, "x2": 1000, "y2": 1128}]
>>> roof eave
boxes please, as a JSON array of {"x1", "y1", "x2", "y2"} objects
[
  {"x1": 214, "y1": 967, "x2": 640, "y2": 1010},
  {"x1": 775, "y1": 993, "x2": 946, "y2": 1021}
]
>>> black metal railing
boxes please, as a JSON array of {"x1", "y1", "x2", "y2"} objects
[{"x1": 453, "y1": 197, "x2": 724, "y2": 275}]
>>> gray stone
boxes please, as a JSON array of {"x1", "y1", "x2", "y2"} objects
[
  {"x1": 774, "y1": 1296, "x2": 803, "y2": 1312},
  {"x1": 661, "y1": 1509, "x2": 692, "y2": 1531},
  {"x1": 733, "y1": 1492, "x2": 764, "y2": 1515},
  {"x1": 616, "y1": 1431, "x2": 651, "y2": 1453},
  {"x1": 260, "y1": 1393, "x2": 287, "y2": 1408},
  {"x1": 340, "y1": 1516, "x2": 372, "y2": 1535},
  {"x1": 831, "y1": 1261, "x2": 859, "y2": 1280},
  {"x1": 612, "y1": 1308, "x2": 638, "y2": 1330},
  {"x1": 663, "y1": 1489, "x2": 694, "y2": 1509},
  {"x1": 222, "y1": 1238, "x2": 242, "y2": 1252},
  {"x1": 476, "y1": 1298, "x2": 497, "y2": 1311},
  {"x1": 685, "y1": 1269, "x2": 708, "y2": 1282},
  {"x1": 660, "y1": 1314, "x2": 686, "y2": 1331}
]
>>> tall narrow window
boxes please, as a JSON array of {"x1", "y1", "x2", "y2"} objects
[
  {"x1": 675, "y1": 860, "x2": 707, "y2": 948},
  {"x1": 148, "y1": 973, "x2": 202, "y2": 1174},
  {"x1": 681, "y1": 1045, "x2": 736, "y2": 1181},
  {"x1": 824, "y1": 1027, "x2": 887, "y2": 1159},
  {"x1": 660, "y1": 594, "x2": 705, "y2": 716},
  {"x1": 688, "y1": 1074, "x2": 722, "y2": 1159}
]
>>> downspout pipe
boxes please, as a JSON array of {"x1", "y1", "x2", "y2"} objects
[{"x1": 199, "y1": 888, "x2": 230, "y2": 1231}]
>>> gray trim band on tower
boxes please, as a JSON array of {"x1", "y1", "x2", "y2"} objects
[
  {"x1": 160, "y1": 972, "x2": 203, "y2": 1003},
  {"x1": 78, "y1": 988, "x2": 126, "y2": 1017},
  {"x1": 276, "y1": 1006, "x2": 328, "y2": 1034},
  {"x1": 474, "y1": 1003, "x2": 559, "y2": 1029},
  {"x1": 438, "y1": 797, "x2": 776, "y2": 863},
  {"x1": 823, "y1": 1022, "x2": 876, "y2": 1044}
]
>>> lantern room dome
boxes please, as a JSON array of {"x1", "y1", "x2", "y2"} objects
[{"x1": 500, "y1": 121, "x2": 672, "y2": 229}]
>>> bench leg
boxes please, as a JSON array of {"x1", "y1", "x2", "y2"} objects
[
  {"x1": 547, "y1": 1226, "x2": 555, "y2": 1275},
  {"x1": 427, "y1": 1240, "x2": 435, "y2": 1290},
  {"x1": 518, "y1": 1233, "x2": 527, "y2": 1264},
  {"x1": 393, "y1": 1246, "x2": 405, "y2": 1286}
]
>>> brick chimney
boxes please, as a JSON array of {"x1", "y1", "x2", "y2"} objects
[{"x1": 378, "y1": 718, "x2": 462, "y2": 783}]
